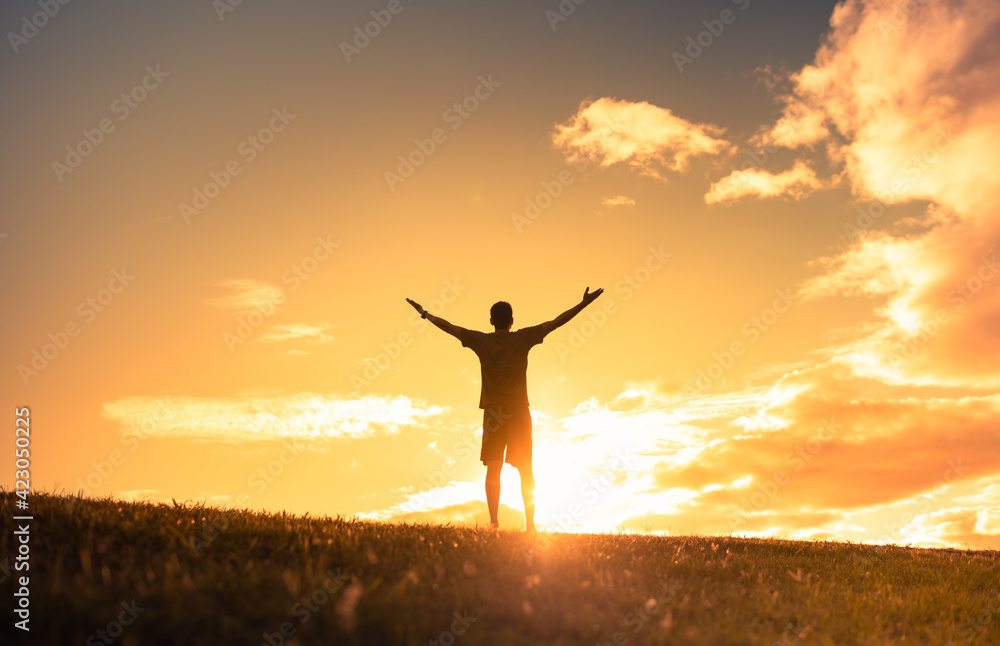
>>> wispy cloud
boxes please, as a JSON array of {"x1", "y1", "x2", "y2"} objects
[
  {"x1": 552, "y1": 97, "x2": 733, "y2": 180},
  {"x1": 257, "y1": 323, "x2": 334, "y2": 344},
  {"x1": 601, "y1": 195, "x2": 636, "y2": 207},
  {"x1": 205, "y1": 279, "x2": 285, "y2": 315},
  {"x1": 102, "y1": 393, "x2": 445, "y2": 443},
  {"x1": 798, "y1": 233, "x2": 927, "y2": 301},
  {"x1": 705, "y1": 161, "x2": 826, "y2": 204}
]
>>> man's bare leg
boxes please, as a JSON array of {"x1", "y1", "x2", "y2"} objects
[
  {"x1": 519, "y1": 464, "x2": 536, "y2": 532},
  {"x1": 485, "y1": 460, "x2": 502, "y2": 527}
]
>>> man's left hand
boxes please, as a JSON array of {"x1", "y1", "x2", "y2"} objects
[{"x1": 582, "y1": 287, "x2": 604, "y2": 306}]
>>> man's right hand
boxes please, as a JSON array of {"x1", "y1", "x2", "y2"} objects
[{"x1": 406, "y1": 298, "x2": 427, "y2": 317}]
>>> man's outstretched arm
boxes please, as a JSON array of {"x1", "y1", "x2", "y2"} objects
[
  {"x1": 406, "y1": 298, "x2": 463, "y2": 340},
  {"x1": 540, "y1": 287, "x2": 604, "y2": 335}
]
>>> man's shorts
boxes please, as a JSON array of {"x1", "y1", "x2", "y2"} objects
[{"x1": 480, "y1": 403, "x2": 532, "y2": 470}]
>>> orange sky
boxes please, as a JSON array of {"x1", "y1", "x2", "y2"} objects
[{"x1": 2, "y1": 0, "x2": 999, "y2": 549}]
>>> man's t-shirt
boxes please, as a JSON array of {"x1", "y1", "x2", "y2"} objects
[{"x1": 459, "y1": 324, "x2": 547, "y2": 409}]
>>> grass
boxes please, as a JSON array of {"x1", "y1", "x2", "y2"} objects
[{"x1": 1, "y1": 491, "x2": 998, "y2": 645}]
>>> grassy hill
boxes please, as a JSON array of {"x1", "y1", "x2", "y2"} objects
[{"x1": 1, "y1": 491, "x2": 998, "y2": 645}]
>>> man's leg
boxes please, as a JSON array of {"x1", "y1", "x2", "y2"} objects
[
  {"x1": 485, "y1": 460, "x2": 502, "y2": 527},
  {"x1": 518, "y1": 464, "x2": 536, "y2": 532}
]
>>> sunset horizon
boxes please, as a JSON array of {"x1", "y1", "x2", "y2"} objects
[{"x1": 4, "y1": 0, "x2": 1000, "y2": 556}]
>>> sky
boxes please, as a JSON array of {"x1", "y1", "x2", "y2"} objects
[{"x1": 2, "y1": 0, "x2": 999, "y2": 550}]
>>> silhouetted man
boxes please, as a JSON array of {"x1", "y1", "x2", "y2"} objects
[{"x1": 406, "y1": 288, "x2": 604, "y2": 532}]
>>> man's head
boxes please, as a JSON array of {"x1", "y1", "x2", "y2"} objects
[{"x1": 490, "y1": 301, "x2": 513, "y2": 331}]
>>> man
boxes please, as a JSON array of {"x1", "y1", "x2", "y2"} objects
[{"x1": 406, "y1": 287, "x2": 604, "y2": 532}]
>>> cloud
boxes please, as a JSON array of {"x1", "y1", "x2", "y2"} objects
[
  {"x1": 102, "y1": 392, "x2": 445, "y2": 443},
  {"x1": 363, "y1": 498, "x2": 527, "y2": 529},
  {"x1": 257, "y1": 323, "x2": 334, "y2": 344},
  {"x1": 678, "y1": 372, "x2": 996, "y2": 506},
  {"x1": 605, "y1": 374, "x2": 999, "y2": 546},
  {"x1": 206, "y1": 279, "x2": 284, "y2": 315},
  {"x1": 752, "y1": 93, "x2": 830, "y2": 150},
  {"x1": 745, "y1": 0, "x2": 1000, "y2": 390},
  {"x1": 365, "y1": 481, "x2": 484, "y2": 518},
  {"x1": 601, "y1": 195, "x2": 636, "y2": 207},
  {"x1": 705, "y1": 161, "x2": 826, "y2": 204},
  {"x1": 798, "y1": 232, "x2": 928, "y2": 301},
  {"x1": 552, "y1": 98, "x2": 733, "y2": 180},
  {"x1": 756, "y1": 0, "x2": 1000, "y2": 212},
  {"x1": 909, "y1": 476, "x2": 1000, "y2": 547},
  {"x1": 346, "y1": 371, "x2": 1000, "y2": 548}
]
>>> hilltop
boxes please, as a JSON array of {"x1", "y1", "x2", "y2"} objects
[{"x1": 1, "y1": 492, "x2": 997, "y2": 645}]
